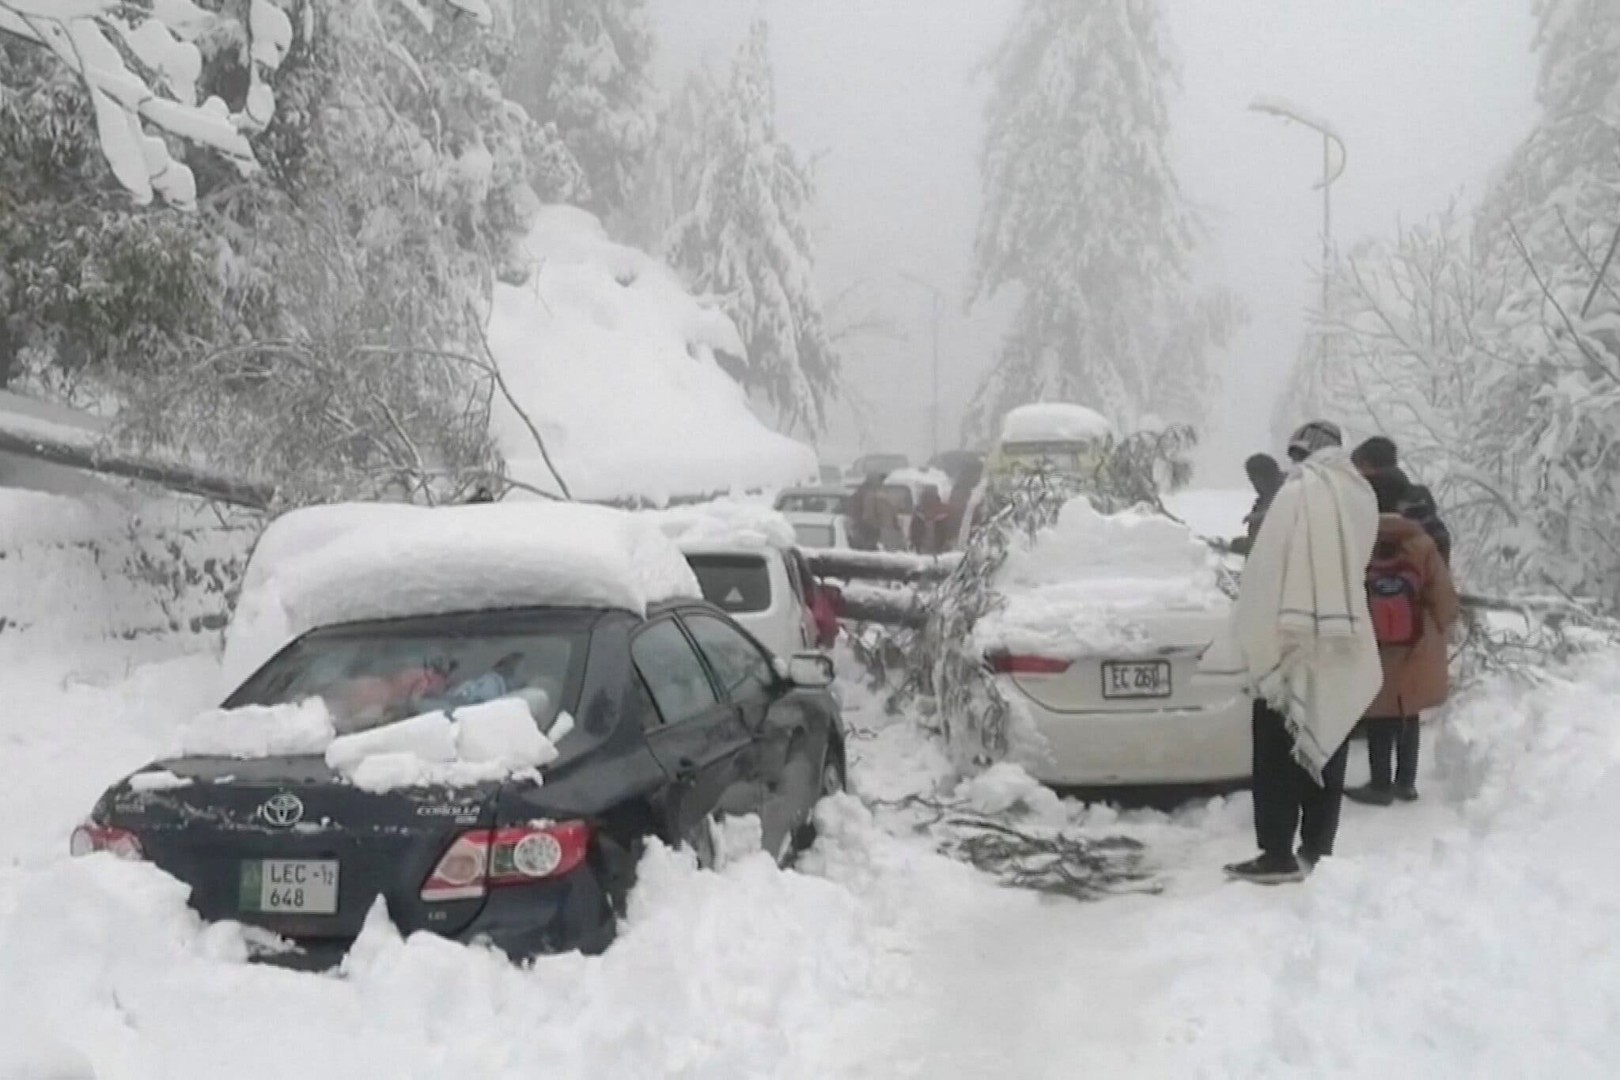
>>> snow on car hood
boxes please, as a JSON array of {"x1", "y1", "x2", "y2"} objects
[
  {"x1": 975, "y1": 498, "x2": 1231, "y2": 659},
  {"x1": 172, "y1": 695, "x2": 566, "y2": 793}
]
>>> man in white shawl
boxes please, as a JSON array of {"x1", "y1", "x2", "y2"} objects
[{"x1": 1224, "y1": 420, "x2": 1383, "y2": 885}]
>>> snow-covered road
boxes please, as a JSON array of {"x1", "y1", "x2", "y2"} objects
[{"x1": 4, "y1": 630, "x2": 1620, "y2": 1078}]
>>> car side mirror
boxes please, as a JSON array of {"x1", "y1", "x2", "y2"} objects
[{"x1": 785, "y1": 653, "x2": 834, "y2": 689}]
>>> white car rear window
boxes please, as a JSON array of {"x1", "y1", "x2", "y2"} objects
[{"x1": 685, "y1": 554, "x2": 773, "y2": 614}]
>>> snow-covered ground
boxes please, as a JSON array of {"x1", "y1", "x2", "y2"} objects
[{"x1": 5, "y1": 489, "x2": 1620, "y2": 1078}]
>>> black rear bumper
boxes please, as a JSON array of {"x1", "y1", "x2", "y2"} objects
[{"x1": 249, "y1": 871, "x2": 616, "y2": 972}]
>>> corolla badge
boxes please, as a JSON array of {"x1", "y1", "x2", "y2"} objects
[{"x1": 260, "y1": 793, "x2": 305, "y2": 828}]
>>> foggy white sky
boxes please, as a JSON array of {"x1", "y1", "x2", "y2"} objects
[{"x1": 651, "y1": 0, "x2": 1540, "y2": 482}]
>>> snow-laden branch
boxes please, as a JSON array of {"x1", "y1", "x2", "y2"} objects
[{"x1": 0, "y1": 0, "x2": 296, "y2": 206}]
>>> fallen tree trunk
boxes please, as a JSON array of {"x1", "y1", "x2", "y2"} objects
[
  {"x1": 840, "y1": 581, "x2": 929, "y2": 629},
  {"x1": 807, "y1": 547, "x2": 959, "y2": 584},
  {"x1": 0, "y1": 406, "x2": 273, "y2": 509}
]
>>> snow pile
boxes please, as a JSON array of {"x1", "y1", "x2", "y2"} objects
[
  {"x1": 975, "y1": 497, "x2": 1230, "y2": 658},
  {"x1": 1145, "y1": 656, "x2": 1620, "y2": 1077},
  {"x1": 221, "y1": 500, "x2": 700, "y2": 690},
  {"x1": 324, "y1": 697, "x2": 561, "y2": 793},
  {"x1": 171, "y1": 695, "x2": 561, "y2": 790},
  {"x1": 998, "y1": 402, "x2": 1115, "y2": 444},
  {"x1": 650, "y1": 498, "x2": 797, "y2": 550},
  {"x1": 488, "y1": 206, "x2": 817, "y2": 504},
  {"x1": 175, "y1": 698, "x2": 336, "y2": 759},
  {"x1": 0, "y1": 489, "x2": 252, "y2": 655}
]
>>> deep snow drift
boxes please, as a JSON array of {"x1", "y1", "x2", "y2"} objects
[
  {"x1": 4, "y1": 490, "x2": 1620, "y2": 1078},
  {"x1": 487, "y1": 207, "x2": 818, "y2": 504}
]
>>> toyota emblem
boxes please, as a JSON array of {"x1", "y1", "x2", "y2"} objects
[{"x1": 260, "y1": 793, "x2": 305, "y2": 827}]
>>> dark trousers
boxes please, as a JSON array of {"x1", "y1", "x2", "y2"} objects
[
  {"x1": 1365, "y1": 716, "x2": 1420, "y2": 789},
  {"x1": 1252, "y1": 699, "x2": 1350, "y2": 858}
]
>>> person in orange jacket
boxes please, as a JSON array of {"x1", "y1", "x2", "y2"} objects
[{"x1": 1346, "y1": 469, "x2": 1460, "y2": 805}]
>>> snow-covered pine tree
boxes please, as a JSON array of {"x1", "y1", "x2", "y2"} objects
[
  {"x1": 662, "y1": 20, "x2": 840, "y2": 434},
  {"x1": 1281, "y1": 0, "x2": 1620, "y2": 607},
  {"x1": 966, "y1": 0, "x2": 1229, "y2": 438},
  {"x1": 503, "y1": 0, "x2": 656, "y2": 215}
]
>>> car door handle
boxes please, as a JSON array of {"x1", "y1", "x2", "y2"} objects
[{"x1": 675, "y1": 756, "x2": 698, "y2": 781}]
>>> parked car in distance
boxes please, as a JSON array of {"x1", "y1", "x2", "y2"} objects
[
  {"x1": 986, "y1": 403, "x2": 1116, "y2": 488},
  {"x1": 69, "y1": 502, "x2": 847, "y2": 969},
  {"x1": 782, "y1": 511, "x2": 850, "y2": 551},
  {"x1": 774, "y1": 486, "x2": 850, "y2": 516}
]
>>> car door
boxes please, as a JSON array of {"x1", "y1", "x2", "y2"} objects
[
  {"x1": 680, "y1": 610, "x2": 819, "y2": 861},
  {"x1": 630, "y1": 616, "x2": 756, "y2": 852}
]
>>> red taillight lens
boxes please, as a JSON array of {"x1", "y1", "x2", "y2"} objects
[
  {"x1": 420, "y1": 821, "x2": 592, "y2": 902},
  {"x1": 823, "y1": 585, "x2": 846, "y2": 617},
  {"x1": 69, "y1": 824, "x2": 144, "y2": 860},
  {"x1": 986, "y1": 653, "x2": 1073, "y2": 675}
]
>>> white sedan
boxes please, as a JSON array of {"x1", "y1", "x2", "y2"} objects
[{"x1": 978, "y1": 498, "x2": 1250, "y2": 788}]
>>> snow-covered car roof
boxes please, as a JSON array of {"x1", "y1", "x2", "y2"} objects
[
  {"x1": 652, "y1": 499, "x2": 798, "y2": 551},
  {"x1": 221, "y1": 501, "x2": 700, "y2": 691},
  {"x1": 999, "y1": 403, "x2": 1116, "y2": 445}
]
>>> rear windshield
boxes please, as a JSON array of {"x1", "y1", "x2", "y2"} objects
[
  {"x1": 777, "y1": 492, "x2": 847, "y2": 514},
  {"x1": 686, "y1": 554, "x2": 773, "y2": 614},
  {"x1": 997, "y1": 441, "x2": 1105, "y2": 478},
  {"x1": 793, "y1": 523, "x2": 835, "y2": 548},
  {"x1": 226, "y1": 614, "x2": 590, "y2": 739}
]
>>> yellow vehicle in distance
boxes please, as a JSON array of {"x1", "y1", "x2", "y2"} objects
[{"x1": 986, "y1": 403, "x2": 1117, "y2": 486}]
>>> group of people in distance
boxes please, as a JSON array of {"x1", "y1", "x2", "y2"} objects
[
  {"x1": 1224, "y1": 421, "x2": 1459, "y2": 885},
  {"x1": 846, "y1": 465, "x2": 984, "y2": 556}
]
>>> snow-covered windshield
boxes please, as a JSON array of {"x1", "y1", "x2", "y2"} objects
[{"x1": 225, "y1": 617, "x2": 588, "y2": 737}]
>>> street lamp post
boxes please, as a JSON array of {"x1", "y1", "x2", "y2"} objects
[
  {"x1": 898, "y1": 270, "x2": 944, "y2": 460},
  {"x1": 1248, "y1": 97, "x2": 1347, "y2": 314}
]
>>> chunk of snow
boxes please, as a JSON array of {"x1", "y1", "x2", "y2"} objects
[
  {"x1": 127, "y1": 769, "x2": 193, "y2": 793},
  {"x1": 324, "y1": 713, "x2": 456, "y2": 773},
  {"x1": 221, "y1": 501, "x2": 700, "y2": 690},
  {"x1": 453, "y1": 696, "x2": 555, "y2": 767},
  {"x1": 323, "y1": 699, "x2": 558, "y2": 792},
  {"x1": 174, "y1": 698, "x2": 335, "y2": 759},
  {"x1": 248, "y1": 0, "x2": 293, "y2": 69},
  {"x1": 976, "y1": 498, "x2": 1230, "y2": 659},
  {"x1": 487, "y1": 207, "x2": 817, "y2": 504},
  {"x1": 998, "y1": 403, "x2": 1116, "y2": 445}
]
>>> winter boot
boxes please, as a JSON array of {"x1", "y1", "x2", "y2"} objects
[
  {"x1": 1344, "y1": 783, "x2": 1396, "y2": 807},
  {"x1": 1394, "y1": 784, "x2": 1419, "y2": 802},
  {"x1": 1223, "y1": 852, "x2": 1305, "y2": 885}
]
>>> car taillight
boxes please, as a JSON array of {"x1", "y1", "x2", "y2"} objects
[
  {"x1": 420, "y1": 821, "x2": 592, "y2": 902},
  {"x1": 69, "y1": 824, "x2": 144, "y2": 860},
  {"x1": 986, "y1": 653, "x2": 1073, "y2": 675}
]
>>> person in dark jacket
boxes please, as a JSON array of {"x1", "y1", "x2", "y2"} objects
[
  {"x1": 910, "y1": 485, "x2": 952, "y2": 555},
  {"x1": 1351, "y1": 437, "x2": 1452, "y2": 564},
  {"x1": 1346, "y1": 469, "x2": 1460, "y2": 805},
  {"x1": 1229, "y1": 453, "x2": 1284, "y2": 556}
]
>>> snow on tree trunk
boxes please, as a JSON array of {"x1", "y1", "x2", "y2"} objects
[{"x1": 659, "y1": 19, "x2": 841, "y2": 435}]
